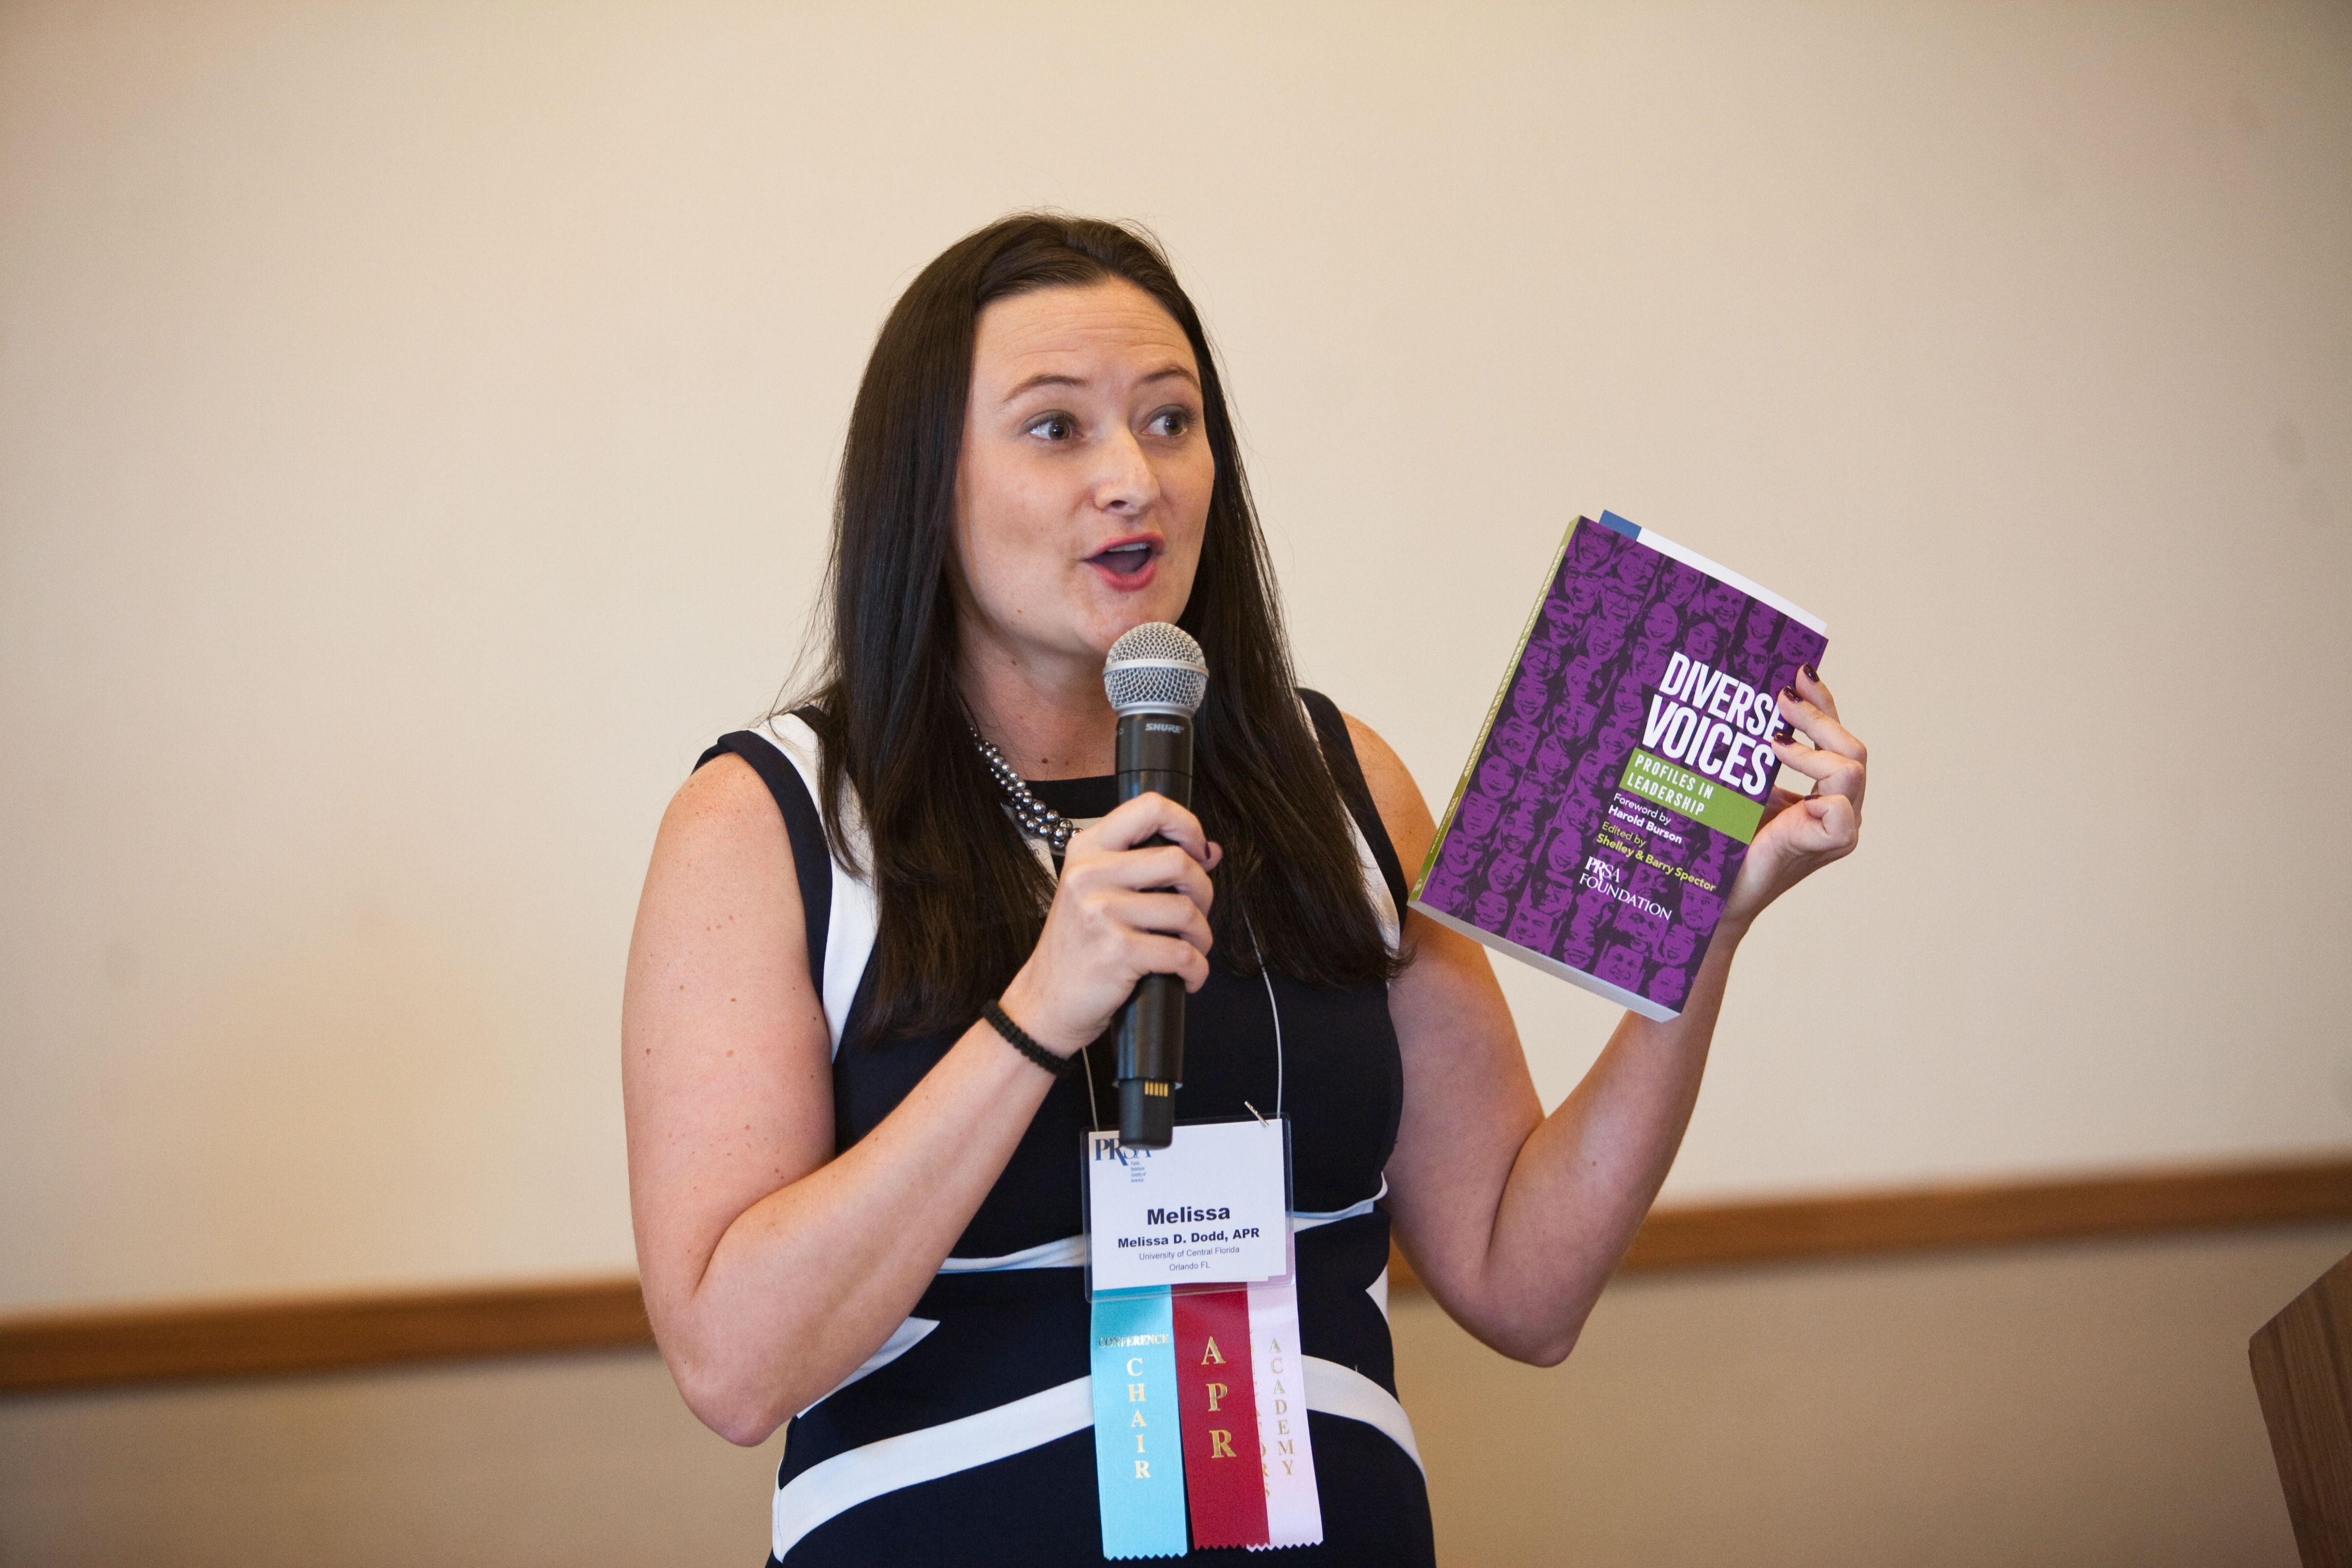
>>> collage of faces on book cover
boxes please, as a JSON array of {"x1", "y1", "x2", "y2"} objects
[{"x1": 1418, "y1": 521, "x2": 1826, "y2": 1013}]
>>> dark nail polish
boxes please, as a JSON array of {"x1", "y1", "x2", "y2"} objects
[
  {"x1": 1800, "y1": 663, "x2": 1819, "y2": 683},
  {"x1": 1778, "y1": 685, "x2": 1794, "y2": 705}
]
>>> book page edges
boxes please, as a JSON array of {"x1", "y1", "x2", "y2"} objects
[
  {"x1": 1408, "y1": 901, "x2": 1679, "y2": 1022},
  {"x1": 1411, "y1": 522, "x2": 1581, "y2": 899},
  {"x1": 1633, "y1": 527, "x2": 1828, "y2": 636}
]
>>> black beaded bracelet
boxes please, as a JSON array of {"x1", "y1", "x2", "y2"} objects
[{"x1": 983, "y1": 999, "x2": 1077, "y2": 1077}]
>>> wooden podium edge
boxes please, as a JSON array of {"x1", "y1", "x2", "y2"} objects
[
  {"x1": 2248, "y1": 1249, "x2": 2352, "y2": 1565},
  {"x1": 8, "y1": 1154, "x2": 2350, "y2": 1395}
]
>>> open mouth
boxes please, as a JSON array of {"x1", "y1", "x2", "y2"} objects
[{"x1": 1089, "y1": 542, "x2": 1156, "y2": 579}]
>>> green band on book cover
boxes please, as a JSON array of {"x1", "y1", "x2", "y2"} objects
[{"x1": 1619, "y1": 749, "x2": 1765, "y2": 843}]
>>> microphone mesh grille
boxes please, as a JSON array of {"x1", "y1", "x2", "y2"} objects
[{"x1": 1103, "y1": 622, "x2": 1209, "y2": 715}]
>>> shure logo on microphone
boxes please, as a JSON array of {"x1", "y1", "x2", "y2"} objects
[{"x1": 1146, "y1": 722, "x2": 1182, "y2": 734}]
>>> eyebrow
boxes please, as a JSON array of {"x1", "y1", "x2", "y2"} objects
[{"x1": 998, "y1": 364, "x2": 1199, "y2": 405}]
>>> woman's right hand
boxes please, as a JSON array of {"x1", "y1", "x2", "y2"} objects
[{"x1": 999, "y1": 792, "x2": 1223, "y2": 1056}]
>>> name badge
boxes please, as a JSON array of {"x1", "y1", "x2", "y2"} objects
[{"x1": 1084, "y1": 1119, "x2": 1289, "y2": 1296}]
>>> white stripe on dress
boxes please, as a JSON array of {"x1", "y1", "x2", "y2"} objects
[
  {"x1": 773, "y1": 1375, "x2": 1096, "y2": 1560},
  {"x1": 933, "y1": 1234, "x2": 1089, "y2": 1273},
  {"x1": 930, "y1": 1185, "x2": 1385, "y2": 1273},
  {"x1": 770, "y1": 1359, "x2": 1423, "y2": 1560},
  {"x1": 796, "y1": 1316, "x2": 938, "y2": 1417},
  {"x1": 1300, "y1": 1355, "x2": 1424, "y2": 1474},
  {"x1": 756, "y1": 716, "x2": 879, "y2": 1060}
]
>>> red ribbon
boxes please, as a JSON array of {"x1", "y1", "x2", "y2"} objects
[{"x1": 1171, "y1": 1286, "x2": 1269, "y2": 1548}]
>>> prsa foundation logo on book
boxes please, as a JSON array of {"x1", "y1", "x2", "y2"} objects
[{"x1": 1418, "y1": 520, "x2": 1825, "y2": 1013}]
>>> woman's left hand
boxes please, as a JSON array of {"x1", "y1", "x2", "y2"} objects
[{"x1": 1721, "y1": 666, "x2": 1868, "y2": 930}]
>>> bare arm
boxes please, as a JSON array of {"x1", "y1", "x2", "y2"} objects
[
  {"x1": 1365, "y1": 669, "x2": 1867, "y2": 1363},
  {"x1": 622, "y1": 754, "x2": 1220, "y2": 1444}
]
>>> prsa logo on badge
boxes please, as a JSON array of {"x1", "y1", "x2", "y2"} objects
[{"x1": 1091, "y1": 1131, "x2": 1153, "y2": 1183}]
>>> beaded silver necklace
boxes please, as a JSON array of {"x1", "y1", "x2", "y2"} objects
[{"x1": 970, "y1": 727, "x2": 1077, "y2": 853}]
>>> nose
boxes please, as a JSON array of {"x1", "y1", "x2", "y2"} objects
[{"x1": 1091, "y1": 426, "x2": 1160, "y2": 515}]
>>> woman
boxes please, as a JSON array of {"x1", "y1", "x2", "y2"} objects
[{"x1": 622, "y1": 214, "x2": 1866, "y2": 1564}]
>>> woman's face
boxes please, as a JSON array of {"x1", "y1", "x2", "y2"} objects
[{"x1": 951, "y1": 279, "x2": 1213, "y2": 676}]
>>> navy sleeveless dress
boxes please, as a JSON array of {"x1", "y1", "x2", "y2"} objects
[{"x1": 696, "y1": 691, "x2": 1436, "y2": 1565}]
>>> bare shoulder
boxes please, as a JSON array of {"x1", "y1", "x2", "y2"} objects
[
  {"x1": 659, "y1": 747, "x2": 790, "y2": 855},
  {"x1": 628, "y1": 748, "x2": 809, "y2": 1021},
  {"x1": 1339, "y1": 712, "x2": 1438, "y2": 869},
  {"x1": 624, "y1": 748, "x2": 832, "y2": 1312}
]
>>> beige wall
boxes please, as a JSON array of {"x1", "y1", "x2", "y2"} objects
[
  {"x1": 5, "y1": 1224, "x2": 2341, "y2": 1564},
  {"x1": 2, "y1": 0, "x2": 2348, "y2": 1319}
]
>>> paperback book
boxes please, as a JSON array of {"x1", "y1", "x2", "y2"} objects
[{"x1": 1409, "y1": 512, "x2": 1828, "y2": 1020}]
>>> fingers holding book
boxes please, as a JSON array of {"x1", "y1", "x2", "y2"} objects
[
  {"x1": 1720, "y1": 667, "x2": 1866, "y2": 927},
  {"x1": 1770, "y1": 666, "x2": 1866, "y2": 815}
]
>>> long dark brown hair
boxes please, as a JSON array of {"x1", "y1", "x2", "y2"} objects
[{"x1": 793, "y1": 213, "x2": 1397, "y2": 1045}]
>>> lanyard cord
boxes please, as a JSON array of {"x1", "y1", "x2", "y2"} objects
[
  {"x1": 1076, "y1": 950, "x2": 1284, "y2": 1132},
  {"x1": 1249, "y1": 915, "x2": 1285, "y2": 1123},
  {"x1": 1080, "y1": 1042, "x2": 1101, "y2": 1136},
  {"x1": 1073, "y1": 923, "x2": 1286, "y2": 1133}
]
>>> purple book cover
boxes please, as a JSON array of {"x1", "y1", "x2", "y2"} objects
[{"x1": 1409, "y1": 513, "x2": 1828, "y2": 1020}]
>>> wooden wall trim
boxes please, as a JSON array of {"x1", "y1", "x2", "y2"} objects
[
  {"x1": 1381, "y1": 1156, "x2": 2352, "y2": 1292},
  {"x1": 0, "y1": 1278, "x2": 651, "y2": 1396},
  {"x1": 1621, "y1": 1156, "x2": 2352, "y2": 1271},
  {"x1": 7, "y1": 1155, "x2": 2349, "y2": 1395}
]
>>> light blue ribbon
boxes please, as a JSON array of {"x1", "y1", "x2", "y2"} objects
[{"x1": 1089, "y1": 1289, "x2": 1188, "y2": 1559}]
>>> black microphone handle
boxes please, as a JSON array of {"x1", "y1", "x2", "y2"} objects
[
  {"x1": 1116, "y1": 975, "x2": 1184, "y2": 1149},
  {"x1": 1114, "y1": 711, "x2": 1194, "y2": 1149}
]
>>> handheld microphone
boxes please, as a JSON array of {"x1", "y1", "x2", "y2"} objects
[{"x1": 1103, "y1": 621, "x2": 1210, "y2": 1150}]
